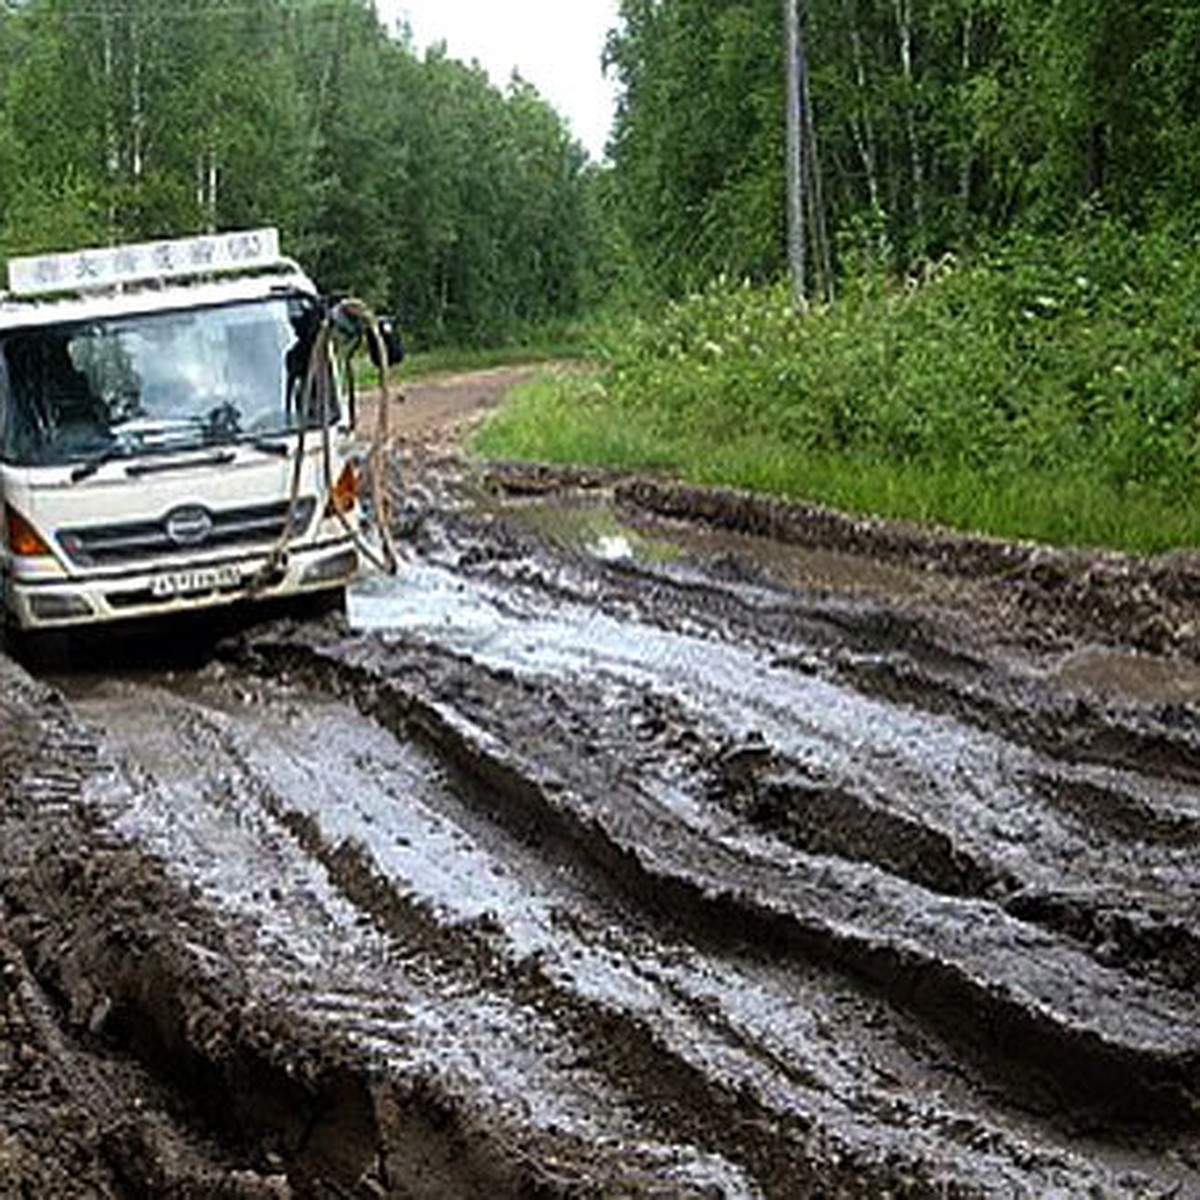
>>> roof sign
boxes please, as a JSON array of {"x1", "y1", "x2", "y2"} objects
[{"x1": 7, "y1": 227, "x2": 282, "y2": 297}]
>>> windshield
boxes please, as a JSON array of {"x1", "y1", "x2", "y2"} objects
[{"x1": 0, "y1": 295, "x2": 334, "y2": 467}]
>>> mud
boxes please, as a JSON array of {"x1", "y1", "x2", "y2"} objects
[{"x1": 3, "y1": 368, "x2": 1200, "y2": 1196}]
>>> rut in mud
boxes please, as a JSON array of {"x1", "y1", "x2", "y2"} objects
[{"x1": 2, "y1": 368, "x2": 1200, "y2": 1196}]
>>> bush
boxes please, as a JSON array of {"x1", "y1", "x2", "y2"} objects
[{"x1": 478, "y1": 221, "x2": 1200, "y2": 552}]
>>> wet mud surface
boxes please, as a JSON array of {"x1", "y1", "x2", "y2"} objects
[{"x1": 3, "y1": 369, "x2": 1200, "y2": 1196}]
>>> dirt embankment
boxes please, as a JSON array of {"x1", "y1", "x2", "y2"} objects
[{"x1": 2, "y1": 366, "x2": 1199, "y2": 1197}]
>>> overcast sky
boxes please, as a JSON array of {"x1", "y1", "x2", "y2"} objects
[{"x1": 377, "y1": 1, "x2": 622, "y2": 160}]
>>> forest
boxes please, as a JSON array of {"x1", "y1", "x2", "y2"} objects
[
  {"x1": 0, "y1": 0, "x2": 605, "y2": 344},
  {"x1": 606, "y1": 0, "x2": 1200, "y2": 292},
  {"x1": 4, "y1": 0, "x2": 1200, "y2": 549},
  {"x1": 4, "y1": 1, "x2": 1197, "y2": 336},
  {"x1": 484, "y1": 0, "x2": 1200, "y2": 551}
]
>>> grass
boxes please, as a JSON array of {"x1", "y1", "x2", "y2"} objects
[
  {"x1": 402, "y1": 343, "x2": 583, "y2": 380},
  {"x1": 480, "y1": 375, "x2": 1200, "y2": 550},
  {"x1": 397, "y1": 316, "x2": 607, "y2": 381},
  {"x1": 477, "y1": 221, "x2": 1200, "y2": 554}
]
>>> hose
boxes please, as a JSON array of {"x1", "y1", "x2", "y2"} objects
[
  {"x1": 326, "y1": 299, "x2": 400, "y2": 575},
  {"x1": 249, "y1": 298, "x2": 400, "y2": 592}
]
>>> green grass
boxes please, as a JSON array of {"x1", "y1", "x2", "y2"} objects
[
  {"x1": 479, "y1": 373, "x2": 1200, "y2": 550},
  {"x1": 477, "y1": 222, "x2": 1200, "y2": 554},
  {"x1": 402, "y1": 343, "x2": 582, "y2": 380}
]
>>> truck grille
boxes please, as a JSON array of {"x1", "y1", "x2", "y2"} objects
[{"x1": 56, "y1": 498, "x2": 317, "y2": 568}]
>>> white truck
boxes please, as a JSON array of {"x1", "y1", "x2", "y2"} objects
[{"x1": 0, "y1": 228, "x2": 394, "y2": 646}]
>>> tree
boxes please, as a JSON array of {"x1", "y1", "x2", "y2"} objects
[
  {"x1": 0, "y1": 0, "x2": 602, "y2": 345},
  {"x1": 606, "y1": 0, "x2": 1200, "y2": 295},
  {"x1": 607, "y1": 0, "x2": 786, "y2": 295}
]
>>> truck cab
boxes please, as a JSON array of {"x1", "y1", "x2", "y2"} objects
[{"x1": 0, "y1": 229, "x2": 365, "y2": 634}]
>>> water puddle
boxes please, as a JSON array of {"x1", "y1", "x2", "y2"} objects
[
  {"x1": 444, "y1": 494, "x2": 1200, "y2": 708},
  {"x1": 348, "y1": 560, "x2": 1000, "y2": 804},
  {"x1": 501, "y1": 496, "x2": 681, "y2": 566},
  {"x1": 478, "y1": 493, "x2": 935, "y2": 600}
]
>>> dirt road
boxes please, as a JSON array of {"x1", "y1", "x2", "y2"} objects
[{"x1": 2, "y1": 367, "x2": 1199, "y2": 1196}]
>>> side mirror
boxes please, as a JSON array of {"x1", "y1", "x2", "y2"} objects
[{"x1": 369, "y1": 316, "x2": 405, "y2": 370}]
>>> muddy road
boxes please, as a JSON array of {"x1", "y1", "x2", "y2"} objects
[{"x1": 2, "y1": 367, "x2": 1200, "y2": 1197}]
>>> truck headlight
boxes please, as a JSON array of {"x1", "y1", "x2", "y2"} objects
[
  {"x1": 5, "y1": 504, "x2": 54, "y2": 558},
  {"x1": 300, "y1": 549, "x2": 358, "y2": 585}
]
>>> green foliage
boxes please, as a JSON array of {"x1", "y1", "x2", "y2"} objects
[
  {"x1": 0, "y1": 0, "x2": 606, "y2": 347},
  {"x1": 394, "y1": 318, "x2": 602, "y2": 379},
  {"x1": 479, "y1": 223, "x2": 1200, "y2": 552},
  {"x1": 606, "y1": 0, "x2": 1200, "y2": 294},
  {"x1": 606, "y1": 0, "x2": 784, "y2": 295}
]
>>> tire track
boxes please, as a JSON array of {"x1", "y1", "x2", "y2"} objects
[{"x1": 5, "y1": 456, "x2": 1199, "y2": 1194}]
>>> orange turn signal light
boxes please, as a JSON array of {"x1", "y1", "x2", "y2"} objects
[
  {"x1": 326, "y1": 460, "x2": 360, "y2": 517},
  {"x1": 5, "y1": 504, "x2": 53, "y2": 557}
]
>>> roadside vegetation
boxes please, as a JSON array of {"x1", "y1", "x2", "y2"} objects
[
  {"x1": 400, "y1": 320, "x2": 599, "y2": 379},
  {"x1": 4, "y1": 0, "x2": 1200, "y2": 551},
  {"x1": 477, "y1": 0, "x2": 1200, "y2": 554},
  {"x1": 479, "y1": 221, "x2": 1200, "y2": 553}
]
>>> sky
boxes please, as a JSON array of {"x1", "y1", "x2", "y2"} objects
[{"x1": 378, "y1": 1, "x2": 622, "y2": 160}]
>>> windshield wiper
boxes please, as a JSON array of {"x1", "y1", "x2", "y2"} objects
[
  {"x1": 69, "y1": 445, "x2": 124, "y2": 484},
  {"x1": 70, "y1": 435, "x2": 288, "y2": 483},
  {"x1": 125, "y1": 450, "x2": 236, "y2": 478},
  {"x1": 250, "y1": 436, "x2": 291, "y2": 458}
]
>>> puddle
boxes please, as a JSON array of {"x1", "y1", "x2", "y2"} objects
[
  {"x1": 453, "y1": 495, "x2": 1200, "y2": 707},
  {"x1": 499, "y1": 496, "x2": 681, "y2": 566},
  {"x1": 347, "y1": 562, "x2": 1009, "y2": 810},
  {"x1": 477, "y1": 493, "x2": 936, "y2": 600}
]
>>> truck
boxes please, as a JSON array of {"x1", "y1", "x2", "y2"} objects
[{"x1": 0, "y1": 228, "x2": 397, "y2": 650}]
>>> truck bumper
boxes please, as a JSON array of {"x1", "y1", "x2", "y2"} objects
[{"x1": 5, "y1": 537, "x2": 359, "y2": 630}]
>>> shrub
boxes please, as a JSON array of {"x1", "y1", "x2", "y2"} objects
[{"x1": 478, "y1": 220, "x2": 1200, "y2": 552}]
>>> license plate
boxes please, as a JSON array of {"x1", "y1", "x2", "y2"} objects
[{"x1": 150, "y1": 565, "x2": 242, "y2": 598}]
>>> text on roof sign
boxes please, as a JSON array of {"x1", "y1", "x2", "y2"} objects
[{"x1": 6, "y1": 228, "x2": 281, "y2": 298}]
